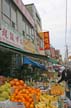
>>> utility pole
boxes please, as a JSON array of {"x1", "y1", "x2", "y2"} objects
[{"x1": 65, "y1": 0, "x2": 68, "y2": 65}]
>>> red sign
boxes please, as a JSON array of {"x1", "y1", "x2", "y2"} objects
[{"x1": 44, "y1": 32, "x2": 50, "y2": 50}]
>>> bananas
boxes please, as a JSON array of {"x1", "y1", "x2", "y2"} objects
[{"x1": 35, "y1": 94, "x2": 58, "y2": 108}]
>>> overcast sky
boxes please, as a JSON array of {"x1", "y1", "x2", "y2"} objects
[{"x1": 22, "y1": 0, "x2": 71, "y2": 58}]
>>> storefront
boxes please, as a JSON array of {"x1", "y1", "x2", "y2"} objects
[
  {"x1": 0, "y1": 45, "x2": 23, "y2": 77},
  {"x1": 0, "y1": 20, "x2": 24, "y2": 78},
  {"x1": 0, "y1": 20, "x2": 48, "y2": 79}
]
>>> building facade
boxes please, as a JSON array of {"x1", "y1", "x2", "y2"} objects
[
  {"x1": 0, "y1": 0, "x2": 36, "y2": 52},
  {"x1": 25, "y1": 4, "x2": 44, "y2": 54},
  {"x1": 0, "y1": 0, "x2": 36, "y2": 75}
]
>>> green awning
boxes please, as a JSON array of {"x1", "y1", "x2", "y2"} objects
[
  {"x1": 0, "y1": 42, "x2": 47, "y2": 59},
  {"x1": 0, "y1": 42, "x2": 23, "y2": 52},
  {"x1": 47, "y1": 57, "x2": 58, "y2": 64}
]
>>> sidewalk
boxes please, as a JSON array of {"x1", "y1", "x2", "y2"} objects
[{"x1": 64, "y1": 97, "x2": 71, "y2": 108}]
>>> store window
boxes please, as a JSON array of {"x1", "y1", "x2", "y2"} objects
[
  {"x1": 2, "y1": 0, "x2": 11, "y2": 24},
  {"x1": 31, "y1": 28, "x2": 34, "y2": 36},
  {"x1": 11, "y1": 4, "x2": 17, "y2": 29},
  {"x1": 22, "y1": 17, "x2": 26, "y2": 37},
  {"x1": 25, "y1": 24, "x2": 30, "y2": 35},
  {"x1": 0, "y1": 49, "x2": 12, "y2": 77},
  {"x1": 22, "y1": 30, "x2": 25, "y2": 37},
  {"x1": 28, "y1": 26, "x2": 30, "y2": 35},
  {"x1": 22, "y1": 17, "x2": 25, "y2": 31},
  {"x1": 26, "y1": 24, "x2": 29, "y2": 35},
  {"x1": 30, "y1": 28, "x2": 32, "y2": 36},
  {"x1": 17, "y1": 11, "x2": 23, "y2": 33},
  {"x1": 31, "y1": 29, "x2": 35, "y2": 40},
  {"x1": 3, "y1": 0, "x2": 11, "y2": 19}
]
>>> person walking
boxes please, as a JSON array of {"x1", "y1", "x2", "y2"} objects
[{"x1": 58, "y1": 67, "x2": 71, "y2": 100}]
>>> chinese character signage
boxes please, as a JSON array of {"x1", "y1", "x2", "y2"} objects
[
  {"x1": 0, "y1": 20, "x2": 23, "y2": 49},
  {"x1": 39, "y1": 32, "x2": 50, "y2": 50},
  {"x1": 44, "y1": 32, "x2": 50, "y2": 50}
]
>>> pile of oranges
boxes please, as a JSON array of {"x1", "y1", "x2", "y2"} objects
[{"x1": 10, "y1": 79, "x2": 41, "y2": 108}]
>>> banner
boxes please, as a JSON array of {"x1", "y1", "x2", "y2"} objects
[{"x1": 44, "y1": 32, "x2": 50, "y2": 50}]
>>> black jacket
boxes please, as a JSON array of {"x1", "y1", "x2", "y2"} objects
[{"x1": 58, "y1": 69, "x2": 71, "y2": 84}]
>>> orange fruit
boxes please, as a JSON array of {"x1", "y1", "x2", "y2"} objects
[{"x1": 19, "y1": 80, "x2": 24, "y2": 84}]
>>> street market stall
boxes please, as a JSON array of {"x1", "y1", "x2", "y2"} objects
[
  {"x1": 0, "y1": 48, "x2": 68, "y2": 108},
  {"x1": 0, "y1": 71, "x2": 68, "y2": 108}
]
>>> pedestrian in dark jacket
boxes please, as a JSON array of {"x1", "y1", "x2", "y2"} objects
[
  {"x1": 58, "y1": 68, "x2": 71, "y2": 83},
  {"x1": 58, "y1": 68, "x2": 71, "y2": 100},
  {"x1": 58, "y1": 69, "x2": 67, "y2": 83}
]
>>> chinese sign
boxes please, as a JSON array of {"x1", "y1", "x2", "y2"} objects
[
  {"x1": 0, "y1": 20, "x2": 23, "y2": 49},
  {"x1": 44, "y1": 32, "x2": 50, "y2": 50},
  {"x1": 39, "y1": 32, "x2": 50, "y2": 50}
]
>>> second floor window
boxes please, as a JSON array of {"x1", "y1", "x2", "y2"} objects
[
  {"x1": 11, "y1": 5, "x2": 17, "y2": 29},
  {"x1": 3, "y1": 0, "x2": 11, "y2": 18}
]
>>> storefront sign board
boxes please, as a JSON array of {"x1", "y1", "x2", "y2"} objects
[{"x1": 0, "y1": 20, "x2": 24, "y2": 49}]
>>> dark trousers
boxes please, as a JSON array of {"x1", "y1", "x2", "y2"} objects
[{"x1": 66, "y1": 84, "x2": 71, "y2": 100}]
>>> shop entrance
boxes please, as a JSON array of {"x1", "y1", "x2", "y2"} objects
[
  {"x1": 0, "y1": 47, "x2": 13, "y2": 76},
  {"x1": 0, "y1": 46, "x2": 23, "y2": 78}
]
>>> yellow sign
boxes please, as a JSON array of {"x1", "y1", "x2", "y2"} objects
[
  {"x1": 39, "y1": 32, "x2": 44, "y2": 39},
  {"x1": 23, "y1": 39, "x2": 36, "y2": 53}
]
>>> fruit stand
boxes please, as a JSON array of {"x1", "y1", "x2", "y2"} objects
[{"x1": 0, "y1": 74, "x2": 67, "y2": 108}]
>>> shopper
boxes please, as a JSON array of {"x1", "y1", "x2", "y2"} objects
[{"x1": 58, "y1": 67, "x2": 71, "y2": 100}]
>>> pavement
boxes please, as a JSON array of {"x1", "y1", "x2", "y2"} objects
[{"x1": 64, "y1": 97, "x2": 71, "y2": 108}]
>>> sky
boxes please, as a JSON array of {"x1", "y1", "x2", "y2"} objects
[{"x1": 22, "y1": 0, "x2": 71, "y2": 58}]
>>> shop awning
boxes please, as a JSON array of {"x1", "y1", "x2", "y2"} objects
[
  {"x1": 47, "y1": 57, "x2": 58, "y2": 64},
  {"x1": 0, "y1": 42, "x2": 47, "y2": 60},
  {"x1": 23, "y1": 57, "x2": 46, "y2": 70},
  {"x1": 0, "y1": 42, "x2": 23, "y2": 52}
]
